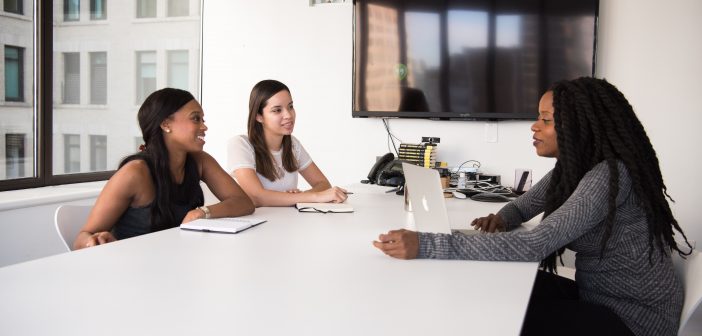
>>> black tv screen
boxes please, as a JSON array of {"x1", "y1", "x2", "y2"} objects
[{"x1": 353, "y1": 0, "x2": 599, "y2": 120}]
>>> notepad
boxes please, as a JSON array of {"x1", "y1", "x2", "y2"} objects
[
  {"x1": 179, "y1": 217, "x2": 266, "y2": 233},
  {"x1": 295, "y1": 203, "x2": 354, "y2": 213}
]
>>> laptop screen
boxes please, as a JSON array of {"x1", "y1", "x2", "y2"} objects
[{"x1": 402, "y1": 163, "x2": 452, "y2": 234}]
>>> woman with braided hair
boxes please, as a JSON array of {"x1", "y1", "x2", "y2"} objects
[{"x1": 373, "y1": 77, "x2": 692, "y2": 336}]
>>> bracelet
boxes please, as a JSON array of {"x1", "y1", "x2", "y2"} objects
[{"x1": 198, "y1": 206, "x2": 211, "y2": 219}]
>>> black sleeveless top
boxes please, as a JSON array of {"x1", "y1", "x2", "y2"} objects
[{"x1": 111, "y1": 156, "x2": 203, "y2": 240}]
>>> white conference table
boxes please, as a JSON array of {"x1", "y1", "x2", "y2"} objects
[{"x1": 0, "y1": 184, "x2": 538, "y2": 336}]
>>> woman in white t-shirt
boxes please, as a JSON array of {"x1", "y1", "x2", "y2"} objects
[{"x1": 227, "y1": 79, "x2": 347, "y2": 207}]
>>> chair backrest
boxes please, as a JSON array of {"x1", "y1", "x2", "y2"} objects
[
  {"x1": 54, "y1": 205, "x2": 92, "y2": 252},
  {"x1": 673, "y1": 247, "x2": 702, "y2": 335}
]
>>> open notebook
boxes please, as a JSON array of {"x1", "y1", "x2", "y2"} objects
[
  {"x1": 180, "y1": 217, "x2": 266, "y2": 234},
  {"x1": 295, "y1": 203, "x2": 354, "y2": 213}
]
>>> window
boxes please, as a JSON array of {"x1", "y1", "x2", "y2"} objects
[
  {"x1": 167, "y1": 0, "x2": 188, "y2": 17},
  {"x1": 4, "y1": 46, "x2": 24, "y2": 102},
  {"x1": 63, "y1": 52, "x2": 80, "y2": 104},
  {"x1": 64, "y1": 0, "x2": 80, "y2": 21},
  {"x1": 5, "y1": 134, "x2": 26, "y2": 179},
  {"x1": 90, "y1": 52, "x2": 107, "y2": 104},
  {"x1": 136, "y1": 0, "x2": 155, "y2": 18},
  {"x1": 4, "y1": 0, "x2": 23, "y2": 15},
  {"x1": 90, "y1": 0, "x2": 106, "y2": 20},
  {"x1": 89, "y1": 135, "x2": 106, "y2": 171},
  {"x1": 167, "y1": 50, "x2": 188, "y2": 90},
  {"x1": 63, "y1": 134, "x2": 80, "y2": 173},
  {"x1": 136, "y1": 51, "x2": 156, "y2": 104},
  {"x1": 1, "y1": 0, "x2": 201, "y2": 190}
]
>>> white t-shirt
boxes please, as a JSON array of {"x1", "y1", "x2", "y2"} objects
[{"x1": 227, "y1": 135, "x2": 313, "y2": 192}]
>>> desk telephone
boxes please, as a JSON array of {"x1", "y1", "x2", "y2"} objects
[{"x1": 363, "y1": 153, "x2": 405, "y2": 187}]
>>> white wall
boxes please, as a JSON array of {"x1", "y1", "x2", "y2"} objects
[
  {"x1": 595, "y1": 0, "x2": 702, "y2": 243},
  {"x1": 202, "y1": 0, "x2": 702, "y2": 243},
  {"x1": 0, "y1": 196, "x2": 97, "y2": 267}
]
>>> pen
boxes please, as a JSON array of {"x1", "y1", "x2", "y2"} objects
[{"x1": 345, "y1": 192, "x2": 354, "y2": 195}]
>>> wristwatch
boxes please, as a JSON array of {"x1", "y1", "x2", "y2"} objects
[{"x1": 198, "y1": 206, "x2": 211, "y2": 219}]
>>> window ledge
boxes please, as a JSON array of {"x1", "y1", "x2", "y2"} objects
[{"x1": 0, "y1": 181, "x2": 106, "y2": 211}]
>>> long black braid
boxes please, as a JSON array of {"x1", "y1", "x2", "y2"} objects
[{"x1": 540, "y1": 77, "x2": 692, "y2": 273}]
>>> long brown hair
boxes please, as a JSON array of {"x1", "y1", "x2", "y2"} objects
[{"x1": 247, "y1": 79, "x2": 298, "y2": 181}]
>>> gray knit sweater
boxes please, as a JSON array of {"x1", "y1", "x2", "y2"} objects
[{"x1": 417, "y1": 162, "x2": 682, "y2": 336}]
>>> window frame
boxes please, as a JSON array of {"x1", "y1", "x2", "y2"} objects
[
  {"x1": 63, "y1": 0, "x2": 80, "y2": 22},
  {"x1": 62, "y1": 52, "x2": 80, "y2": 104},
  {"x1": 63, "y1": 134, "x2": 81, "y2": 173},
  {"x1": 4, "y1": 45, "x2": 25, "y2": 102},
  {"x1": 89, "y1": 51, "x2": 107, "y2": 105},
  {"x1": 0, "y1": 0, "x2": 203, "y2": 192},
  {"x1": 3, "y1": 0, "x2": 24, "y2": 15},
  {"x1": 89, "y1": 0, "x2": 106, "y2": 20},
  {"x1": 136, "y1": 0, "x2": 156, "y2": 18},
  {"x1": 0, "y1": 1, "x2": 113, "y2": 191},
  {"x1": 4, "y1": 133, "x2": 26, "y2": 178}
]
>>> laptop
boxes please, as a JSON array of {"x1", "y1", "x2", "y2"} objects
[{"x1": 402, "y1": 162, "x2": 479, "y2": 235}]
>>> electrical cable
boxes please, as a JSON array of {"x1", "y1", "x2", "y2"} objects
[
  {"x1": 382, "y1": 118, "x2": 401, "y2": 156},
  {"x1": 455, "y1": 160, "x2": 481, "y2": 173}
]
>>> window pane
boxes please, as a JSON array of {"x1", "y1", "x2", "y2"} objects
[
  {"x1": 51, "y1": 1, "x2": 201, "y2": 177},
  {"x1": 63, "y1": 134, "x2": 81, "y2": 173},
  {"x1": 167, "y1": 0, "x2": 188, "y2": 17},
  {"x1": 3, "y1": 0, "x2": 23, "y2": 15},
  {"x1": 90, "y1": 52, "x2": 107, "y2": 104},
  {"x1": 137, "y1": 0, "x2": 156, "y2": 18},
  {"x1": 4, "y1": 134, "x2": 26, "y2": 178},
  {"x1": 167, "y1": 50, "x2": 188, "y2": 90},
  {"x1": 63, "y1": 52, "x2": 80, "y2": 104},
  {"x1": 4, "y1": 46, "x2": 24, "y2": 101},
  {"x1": 136, "y1": 51, "x2": 156, "y2": 104},
  {"x1": 89, "y1": 134, "x2": 106, "y2": 171},
  {"x1": 90, "y1": 0, "x2": 106, "y2": 20},
  {"x1": 64, "y1": 0, "x2": 80, "y2": 21},
  {"x1": 0, "y1": 2, "x2": 35, "y2": 182}
]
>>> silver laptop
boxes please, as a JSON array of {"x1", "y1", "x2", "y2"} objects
[{"x1": 402, "y1": 162, "x2": 453, "y2": 234}]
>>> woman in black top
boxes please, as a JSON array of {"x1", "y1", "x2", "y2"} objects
[{"x1": 74, "y1": 88, "x2": 254, "y2": 249}]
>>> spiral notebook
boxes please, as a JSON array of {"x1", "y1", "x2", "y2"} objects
[{"x1": 180, "y1": 217, "x2": 266, "y2": 234}]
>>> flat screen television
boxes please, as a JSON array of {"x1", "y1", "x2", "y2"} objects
[{"x1": 352, "y1": 0, "x2": 599, "y2": 120}]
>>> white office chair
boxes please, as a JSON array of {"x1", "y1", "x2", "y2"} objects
[
  {"x1": 673, "y1": 245, "x2": 702, "y2": 336},
  {"x1": 54, "y1": 204, "x2": 92, "y2": 252}
]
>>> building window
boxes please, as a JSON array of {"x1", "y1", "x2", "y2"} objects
[
  {"x1": 90, "y1": 52, "x2": 107, "y2": 104},
  {"x1": 136, "y1": 51, "x2": 156, "y2": 104},
  {"x1": 3, "y1": 0, "x2": 23, "y2": 15},
  {"x1": 90, "y1": 0, "x2": 106, "y2": 20},
  {"x1": 167, "y1": 0, "x2": 188, "y2": 17},
  {"x1": 167, "y1": 50, "x2": 188, "y2": 90},
  {"x1": 63, "y1": 52, "x2": 80, "y2": 104},
  {"x1": 1, "y1": 0, "x2": 202, "y2": 190},
  {"x1": 89, "y1": 135, "x2": 107, "y2": 171},
  {"x1": 64, "y1": 0, "x2": 80, "y2": 21},
  {"x1": 136, "y1": 0, "x2": 155, "y2": 18},
  {"x1": 64, "y1": 134, "x2": 81, "y2": 173},
  {"x1": 5, "y1": 134, "x2": 26, "y2": 179},
  {"x1": 4, "y1": 46, "x2": 24, "y2": 102}
]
